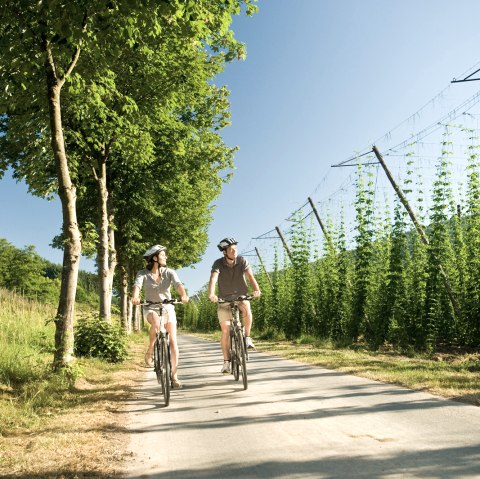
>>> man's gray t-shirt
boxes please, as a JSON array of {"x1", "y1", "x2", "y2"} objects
[
  {"x1": 211, "y1": 256, "x2": 251, "y2": 299},
  {"x1": 133, "y1": 268, "x2": 182, "y2": 302}
]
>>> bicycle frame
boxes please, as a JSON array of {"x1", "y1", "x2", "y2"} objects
[
  {"x1": 228, "y1": 302, "x2": 249, "y2": 361},
  {"x1": 139, "y1": 300, "x2": 179, "y2": 406},
  {"x1": 218, "y1": 295, "x2": 253, "y2": 390}
]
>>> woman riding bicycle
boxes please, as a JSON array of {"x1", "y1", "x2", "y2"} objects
[
  {"x1": 207, "y1": 237, "x2": 261, "y2": 374},
  {"x1": 132, "y1": 244, "x2": 189, "y2": 389}
]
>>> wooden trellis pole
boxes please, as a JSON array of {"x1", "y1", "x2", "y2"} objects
[
  {"x1": 254, "y1": 247, "x2": 274, "y2": 289},
  {"x1": 372, "y1": 145, "x2": 461, "y2": 317},
  {"x1": 275, "y1": 226, "x2": 293, "y2": 262},
  {"x1": 307, "y1": 196, "x2": 334, "y2": 248}
]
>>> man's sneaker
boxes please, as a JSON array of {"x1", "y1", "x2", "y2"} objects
[
  {"x1": 144, "y1": 352, "x2": 153, "y2": 367},
  {"x1": 221, "y1": 361, "x2": 231, "y2": 374},
  {"x1": 246, "y1": 336, "x2": 256, "y2": 350},
  {"x1": 171, "y1": 376, "x2": 182, "y2": 389}
]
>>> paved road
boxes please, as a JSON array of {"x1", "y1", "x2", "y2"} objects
[{"x1": 125, "y1": 334, "x2": 480, "y2": 479}]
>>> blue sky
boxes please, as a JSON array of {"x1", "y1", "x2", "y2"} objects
[{"x1": 2, "y1": 0, "x2": 480, "y2": 294}]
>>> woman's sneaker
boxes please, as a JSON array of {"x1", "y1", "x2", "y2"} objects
[
  {"x1": 144, "y1": 352, "x2": 154, "y2": 367},
  {"x1": 246, "y1": 336, "x2": 256, "y2": 350},
  {"x1": 221, "y1": 361, "x2": 231, "y2": 374},
  {"x1": 171, "y1": 376, "x2": 182, "y2": 389}
]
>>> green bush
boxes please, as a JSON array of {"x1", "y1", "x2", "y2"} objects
[{"x1": 74, "y1": 316, "x2": 128, "y2": 363}]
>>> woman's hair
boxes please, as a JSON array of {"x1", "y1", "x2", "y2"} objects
[
  {"x1": 146, "y1": 255, "x2": 156, "y2": 271},
  {"x1": 143, "y1": 244, "x2": 166, "y2": 270}
]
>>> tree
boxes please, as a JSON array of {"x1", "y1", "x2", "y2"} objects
[{"x1": 0, "y1": 0, "x2": 257, "y2": 367}]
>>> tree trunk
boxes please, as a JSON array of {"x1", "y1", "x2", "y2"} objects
[
  {"x1": 128, "y1": 300, "x2": 134, "y2": 333},
  {"x1": 96, "y1": 155, "x2": 112, "y2": 322},
  {"x1": 129, "y1": 263, "x2": 141, "y2": 332},
  {"x1": 119, "y1": 263, "x2": 130, "y2": 333},
  {"x1": 133, "y1": 304, "x2": 141, "y2": 332},
  {"x1": 47, "y1": 73, "x2": 81, "y2": 369},
  {"x1": 108, "y1": 216, "x2": 117, "y2": 314}
]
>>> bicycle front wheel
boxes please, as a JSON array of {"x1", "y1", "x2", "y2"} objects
[
  {"x1": 236, "y1": 330, "x2": 248, "y2": 390},
  {"x1": 232, "y1": 331, "x2": 240, "y2": 381},
  {"x1": 153, "y1": 338, "x2": 162, "y2": 385},
  {"x1": 160, "y1": 337, "x2": 171, "y2": 407}
]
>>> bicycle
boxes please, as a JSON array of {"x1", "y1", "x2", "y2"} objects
[
  {"x1": 140, "y1": 299, "x2": 180, "y2": 407},
  {"x1": 218, "y1": 295, "x2": 254, "y2": 390}
]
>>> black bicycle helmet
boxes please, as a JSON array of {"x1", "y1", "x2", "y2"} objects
[
  {"x1": 143, "y1": 244, "x2": 166, "y2": 260},
  {"x1": 217, "y1": 237, "x2": 238, "y2": 251}
]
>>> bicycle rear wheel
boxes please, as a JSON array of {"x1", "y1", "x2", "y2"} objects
[
  {"x1": 236, "y1": 330, "x2": 248, "y2": 390},
  {"x1": 160, "y1": 337, "x2": 171, "y2": 407}
]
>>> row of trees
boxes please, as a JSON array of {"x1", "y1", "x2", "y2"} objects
[
  {"x1": 185, "y1": 128, "x2": 480, "y2": 352},
  {"x1": 0, "y1": 0, "x2": 257, "y2": 368},
  {"x1": 0, "y1": 238, "x2": 98, "y2": 305}
]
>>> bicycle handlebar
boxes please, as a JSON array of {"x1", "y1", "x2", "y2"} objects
[
  {"x1": 217, "y1": 295, "x2": 255, "y2": 304},
  {"x1": 138, "y1": 299, "x2": 183, "y2": 306}
]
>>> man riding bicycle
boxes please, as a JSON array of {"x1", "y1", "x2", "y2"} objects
[
  {"x1": 207, "y1": 237, "x2": 261, "y2": 374},
  {"x1": 132, "y1": 244, "x2": 189, "y2": 389}
]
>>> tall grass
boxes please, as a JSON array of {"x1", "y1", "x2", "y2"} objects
[
  {"x1": 0, "y1": 288, "x2": 56, "y2": 387},
  {"x1": 0, "y1": 288, "x2": 145, "y2": 432},
  {"x1": 0, "y1": 288, "x2": 65, "y2": 429}
]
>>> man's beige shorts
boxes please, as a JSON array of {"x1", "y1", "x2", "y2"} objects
[{"x1": 217, "y1": 301, "x2": 249, "y2": 323}]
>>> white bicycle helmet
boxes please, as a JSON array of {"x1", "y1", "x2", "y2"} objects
[
  {"x1": 217, "y1": 237, "x2": 238, "y2": 251},
  {"x1": 143, "y1": 244, "x2": 166, "y2": 259}
]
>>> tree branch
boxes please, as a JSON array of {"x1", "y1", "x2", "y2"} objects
[
  {"x1": 42, "y1": 33, "x2": 58, "y2": 83},
  {"x1": 63, "y1": 12, "x2": 88, "y2": 80}
]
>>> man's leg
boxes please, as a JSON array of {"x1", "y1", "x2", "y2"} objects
[
  {"x1": 238, "y1": 301, "x2": 255, "y2": 350},
  {"x1": 220, "y1": 320, "x2": 231, "y2": 360},
  {"x1": 218, "y1": 304, "x2": 232, "y2": 373},
  {"x1": 238, "y1": 301, "x2": 252, "y2": 336}
]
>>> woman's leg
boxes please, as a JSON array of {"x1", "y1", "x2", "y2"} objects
[
  {"x1": 145, "y1": 311, "x2": 160, "y2": 365},
  {"x1": 166, "y1": 320, "x2": 179, "y2": 377}
]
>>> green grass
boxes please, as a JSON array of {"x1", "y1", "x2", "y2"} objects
[
  {"x1": 0, "y1": 288, "x2": 144, "y2": 432},
  {"x1": 0, "y1": 288, "x2": 71, "y2": 430},
  {"x1": 0, "y1": 288, "x2": 57, "y2": 387}
]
